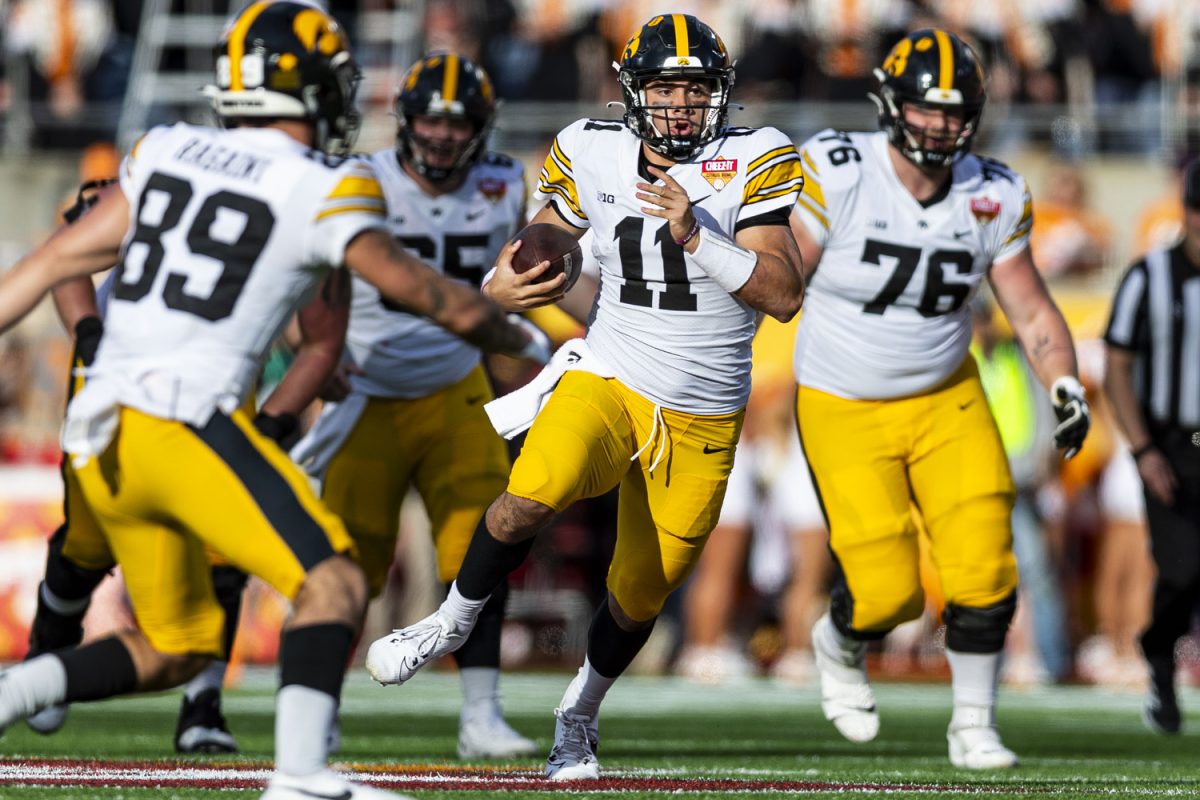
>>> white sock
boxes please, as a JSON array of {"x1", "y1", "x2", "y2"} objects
[
  {"x1": 41, "y1": 582, "x2": 90, "y2": 616},
  {"x1": 947, "y1": 649, "x2": 1000, "y2": 726},
  {"x1": 275, "y1": 685, "x2": 336, "y2": 777},
  {"x1": 557, "y1": 657, "x2": 615, "y2": 720},
  {"x1": 441, "y1": 582, "x2": 488, "y2": 633},
  {"x1": 459, "y1": 666, "x2": 500, "y2": 721},
  {"x1": 184, "y1": 660, "x2": 228, "y2": 701},
  {"x1": 0, "y1": 655, "x2": 68, "y2": 726}
]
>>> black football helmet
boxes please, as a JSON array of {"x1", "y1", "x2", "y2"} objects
[
  {"x1": 394, "y1": 52, "x2": 497, "y2": 183},
  {"x1": 870, "y1": 29, "x2": 986, "y2": 167},
  {"x1": 616, "y1": 14, "x2": 734, "y2": 161},
  {"x1": 207, "y1": 0, "x2": 361, "y2": 154}
]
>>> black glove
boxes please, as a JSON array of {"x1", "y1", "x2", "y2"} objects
[
  {"x1": 1051, "y1": 376, "x2": 1091, "y2": 460},
  {"x1": 252, "y1": 411, "x2": 299, "y2": 446},
  {"x1": 73, "y1": 316, "x2": 104, "y2": 367}
]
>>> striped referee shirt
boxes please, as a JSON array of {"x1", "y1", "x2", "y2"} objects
[{"x1": 1104, "y1": 243, "x2": 1200, "y2": 431}]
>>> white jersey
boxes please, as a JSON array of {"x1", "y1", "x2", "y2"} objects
[
  {"x1": 345, "y1": 149, "x2": 526, "y2": 398},
  {"x1": 537, "y1": 119, "x2": 802, "y2": 413},
  {"x1": 75, "y1": 122, "x2": 387, "y2": 428},
  {"x1": 793, "y1": 130, "x2": 1033, "y2": 399}
]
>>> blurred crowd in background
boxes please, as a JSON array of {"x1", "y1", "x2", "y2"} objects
[{"x1": 0, "y1": 0, "x2": 1197, "y2": 694}]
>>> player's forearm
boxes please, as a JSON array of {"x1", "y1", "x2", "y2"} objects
[
  {"x1": 261, "y1": 343, "x2": 341, "y2": 419},
  {"x1": 435, "y1": 279, "x2": 530, "y2": 354},
  {"x1": 734, "y1": 250, "x2": 804, "y2": 322},
  {"x1": 51, "y1": 276, "x2": 101, "y2": 333},
  {"x1": 0, "y1": 251, "x2": 67, "y2": 334},
  {"x1": 1103, "y1": 352, "x2": 1153, "y2": 450},
  {"x1": 1012, "y1": 305, "x2": 1079, "y2": 390}
]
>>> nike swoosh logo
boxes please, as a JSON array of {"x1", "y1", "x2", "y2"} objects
[
  {"x1": 702, "y1": 443, "x2": 729, "y2": 454},
  {"x1": 466, "y1": 394, "x2": 485, "y2": 405},
  {"x1": 691, "y1": 194, "x2": 711, "y2": 206},
  {"x1": 466, "y1": 209, "x2": 487, "y2": 221},
  {"x1": 958, "y1": 399, "x2": 974, "y2": 410},
  {"x1": 953, "y1": 229, "x2": 971, "y2": 239}
]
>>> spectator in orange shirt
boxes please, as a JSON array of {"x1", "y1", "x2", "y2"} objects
[{"x1": 1030, "y1": 163, "x2": 1113, "y2": 278}]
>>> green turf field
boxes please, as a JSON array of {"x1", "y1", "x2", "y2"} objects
[{"x1": 1, "y1": 669, "x2": 1196, "y2": 798}]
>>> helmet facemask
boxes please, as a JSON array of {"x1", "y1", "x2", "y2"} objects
[
  {"x1": 871, "y1": 75, "x2": 982, "y2": 167},
  {"x1": 397, "y1": 110, "x2": 493, "y2": 184},
  {"x1": 619, "y1": 68, "x2": 732, "y2": 161}
]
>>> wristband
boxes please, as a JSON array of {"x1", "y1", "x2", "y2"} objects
[
  {"x1": 1131, "y1": 443, "x2": 1155, "y2": 461},
  {"x1": 686, "y1": 226, "x2": 758, "y2": 294},
  {"x1": 674, "y1": 218, "x2": 701, "y2": 247}
]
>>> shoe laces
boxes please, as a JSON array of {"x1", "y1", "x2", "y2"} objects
[{"x1": 550, "y1": 708, "x2": 597, "y2": 764}]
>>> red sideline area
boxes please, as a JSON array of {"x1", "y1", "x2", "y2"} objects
[{"x1": 0, "y1": 757, "x2": 1028, "y2": 794}]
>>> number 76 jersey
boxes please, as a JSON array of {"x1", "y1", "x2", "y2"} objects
[
  {"x1": 793, "y1": 129, "x2": 1033, "y2": 400},
  {"x1": 537, "y1": 118, "x2": 802, "y2": 414}
]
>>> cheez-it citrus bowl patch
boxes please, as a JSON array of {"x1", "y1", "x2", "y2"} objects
[
  {"x1": 701, "y1": 157, "x2": 737, "y2": 191},
  {"x1": 970, "y1": 196, "x2": 1000, "y2": 224},
  {"x1": 478, "y1": 177, "x2": 507, "y2": 202}
]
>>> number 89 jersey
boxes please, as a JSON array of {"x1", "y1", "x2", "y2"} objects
[
  {"x1": 91, "y1": 122, "x2": 387, "y2": 426},
  {"x1": 538, "y1": 118, "x2": 802, "y2": 414},
  {"x1": 793, "y1": 129, "x2": 1033, "y2": 400}
]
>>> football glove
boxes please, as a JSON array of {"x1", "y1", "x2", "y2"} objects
[
  {"x1": 253, "y1": 411, "x2": 299, "y2": 446},
  {"x1": 73, "y1": 316, "x2": 104, "y2": 368},
  {"x1": 508, "y1": 314, "x2": 553, "y2": 365},
  {"x1": 1051, "y1": 376, "x2": 1090, "y2": 460}
]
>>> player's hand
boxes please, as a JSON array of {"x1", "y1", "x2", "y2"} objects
[
  {"x1": 1050, "y1": 376, "x2": 1090, "y2": 460},
  {"x1": 1135, "y1": 447, "x2": 1177, "y2": 506},
  {"x1": 639, "y1": 166, "x2": 696, "y2": 245},
  {"x1": 508, "y1": 314, "x2": 552, "y2": 365},
  {"x1": 253, "y1": 411, "x2": 299, "y2": 446},
  {"x1": 73, "y1": 316, "x2": 104, "y2": 367},
  {"x1": 483, "y1": 239, "x2": 567, "y2": 311},
  {"x1": 321, "y1": 362, "x2": 362, "y2": 402}
]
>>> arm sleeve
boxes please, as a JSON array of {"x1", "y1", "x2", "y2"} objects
[
  {"x1": 305, "y1": 160, "x2": 389, "y2": 267},
  {"x1": 535, "y1": 125, "x2": 590, "y2": 229},
  {"x1": 737, "y1": 128, "x2": 803, "y2": 225}
]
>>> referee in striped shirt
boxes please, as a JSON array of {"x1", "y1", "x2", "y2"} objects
[{"x1": 1104, "y1": 160, "x2": 1200, "y2": 736}]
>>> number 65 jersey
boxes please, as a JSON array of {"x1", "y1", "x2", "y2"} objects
[
  {"x1": 537, "y1": 118, "x2": 802, "y2": 414},
  {"x1": 79, "y1": 122, "x2": 387, "y2": 431},
  {"x1": 793, "y1": 129, "x2": 1033, "y2": 400}
]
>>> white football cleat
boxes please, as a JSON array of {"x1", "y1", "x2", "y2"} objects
[
  {"x1": 261, "y1": 768, "x2": 416, "y2": 800},
  {"x1": 544, "y1": 708, "x2": 600, "y2": 781},
  {"x1": 948, "y1": 723, "x2": 1019, "y2": 769},
  {"x1": 25, "y1": 704, "x2": 68, "y2": 735},
  {"x1": 812, "y1": 614, "x2": 879, "y2": 744},
  {"x1": 458, "y1": 711, "x2": 537, "y2": 759},
  {"x1": 365, "y1": 611, "x2": 466, "y2": 686}
]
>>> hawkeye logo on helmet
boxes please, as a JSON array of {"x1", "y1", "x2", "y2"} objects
[{"x1": 701, "y1": 157, "x2": 737, "y2": 191}]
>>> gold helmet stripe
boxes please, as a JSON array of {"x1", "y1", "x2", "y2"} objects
[
  {"x1": 673, "y1": 14, "x2": 689, "y2": 58},
  {"x1": 934, "y1": 29, "x2": 954, "y2": 91},
  {"x1": 442, "y1": 53, "x2": 460, "y2": 104},
  {"x1": 228, "y1": 0, "x2": 273, "y2": 92}
]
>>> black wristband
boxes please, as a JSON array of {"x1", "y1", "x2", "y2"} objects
[
  {"x1": 253, "y1": 411, "x2": 299, "y2": 444},
  {"x1": 1131, "y1": 443, "x2": 1155, "y2": 461},
  {"x1": 73, "y1": 316, "x2": 104, "y2": 367}
]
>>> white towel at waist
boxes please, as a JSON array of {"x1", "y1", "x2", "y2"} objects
[
  {"x1": 485, "y1": 338, "x2": 615, "y2": 440},
  {"x1": 289, "y1": 392, "x2": 369, "y2": 482}
]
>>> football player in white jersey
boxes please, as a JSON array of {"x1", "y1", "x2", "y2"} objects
[
  {"x1": 0, "y1": 3, "x2": 544, "y2": 799},
  {"x1": 288, "y1": 52, "x2": 537, "y2": 759},
  {"x1": 365, "y1": 13, "x2": 805, "y2": 780},
  {"x1": 789, "y1": 29, "x2": 1091, "y2": 768}
]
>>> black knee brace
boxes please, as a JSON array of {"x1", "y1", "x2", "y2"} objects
[
  {"x1": 943, "y1": 593, "x2": 1017, "y2": 654},
  {"x1": 452, "y1": 581, "x2": 508, "y2": 669},
  {"x1": 44, "y1": 524, "x2": 110, "y2": 602},
  {"x1": 210, "y1": 566, "x2": 248, "y2": 659}
]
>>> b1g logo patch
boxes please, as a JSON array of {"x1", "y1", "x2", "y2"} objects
[
  {"x1": 701, "y1": 158, "x2": 737, "y2": 191},
  {"x1": 478, "y1": 177, "x2": 507, "y2": 203},
  {"x1": 970, "y1": 196, "x2": 1001, "y2": 224}
]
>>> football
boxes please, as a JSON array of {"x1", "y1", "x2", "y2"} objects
[{"x1": 510, "y1": 223, "x2": 583, "y2": 292}]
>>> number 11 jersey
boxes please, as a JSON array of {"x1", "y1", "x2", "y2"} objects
[
  {"x1": 793, "y1": 130, "x2": 1033, "y2": 400},
  {"x1": 537, "y1": 118, "x2": 802, "y2": 414}
]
